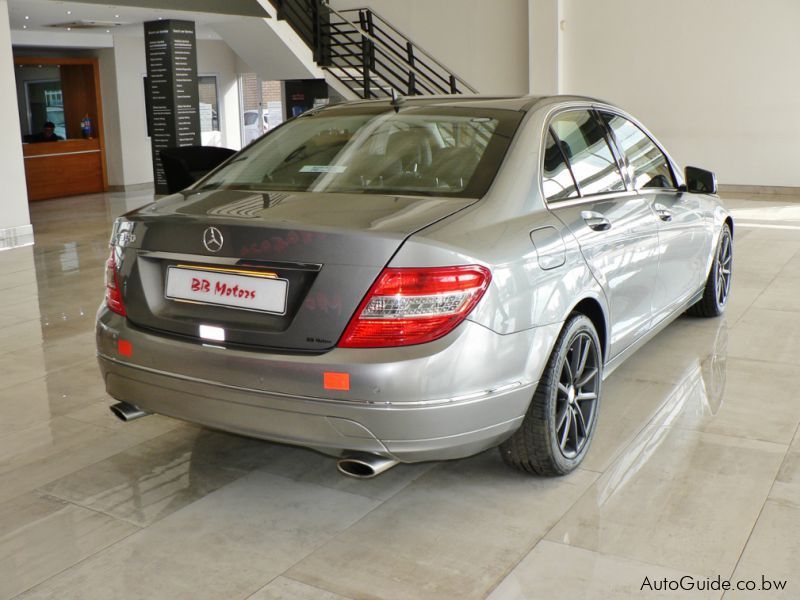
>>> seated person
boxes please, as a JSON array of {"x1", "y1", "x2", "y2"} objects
[{"x1": 27, "y1": 122, "x2": 64, "y2": 143}]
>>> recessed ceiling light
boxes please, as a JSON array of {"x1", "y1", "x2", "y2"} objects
[
  {"x1": 66, "y1": 10, "x2": 72, "y2": 15},
  {"x1": 114, "y1": 14, "x2": 120, "y2": 18},
  {"x1": 22, "y1": 25, "x2": 27, "y2": 29},
  {"x1": 24, "y1": 15, "x2": 29, "y2": 20},
  {"x1": 106, "y1": 29, "x2": 110, "y2": 33},
  {"x1": 67, "y1": 27, "x2": 72, "y2": 31}
]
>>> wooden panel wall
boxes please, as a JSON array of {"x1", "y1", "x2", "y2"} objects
[
  {"x1": 15, "y1": 56, "x2": 108, "y2": 201},
  {"x1": 23, "y1": 139, "x2": 104, "y2": 201},
  {"x1": 60, "y1": 64, "x2": 97, "y2": 139}
]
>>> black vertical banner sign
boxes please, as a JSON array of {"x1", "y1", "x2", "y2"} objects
[{"x1": 144, "y1": 20, "x2": 201, "y2": 195}]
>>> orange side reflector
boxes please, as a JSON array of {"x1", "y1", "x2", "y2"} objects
[
  {"x1": 118, "y1": 340, "x2": 133, "y2": 357},
  {"x1": 324, "y1": 371, "x2": 350, "y2": 391}
]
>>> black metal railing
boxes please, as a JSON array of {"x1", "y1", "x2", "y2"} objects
[{"x1": 269, "y1": 0, "x2": 477, "y2": 98}]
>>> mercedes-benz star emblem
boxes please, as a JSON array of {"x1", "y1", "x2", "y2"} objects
[{"x1": 203, "y1": 227, "x2": 224, "y2": 253}]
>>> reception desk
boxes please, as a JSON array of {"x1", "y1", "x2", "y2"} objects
[{"x1": 23, "y1": 139, "x2": 106, "y2": 202}]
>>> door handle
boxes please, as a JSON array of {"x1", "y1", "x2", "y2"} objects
[
  {"x1": 580, "y1": 210, "x2": 612, "y2": 231},
  {"x1": 654, "y1": 204, "x2": 673, "y2": 222}
]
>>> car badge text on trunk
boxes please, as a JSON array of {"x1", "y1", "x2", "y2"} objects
[{"x1": 203, "y1": 227, "x2": 224, "y2": 253}]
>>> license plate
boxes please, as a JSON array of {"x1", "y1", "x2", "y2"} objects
[{"x1": 165, "y1": 266, "x2": 288, "y2": 314}]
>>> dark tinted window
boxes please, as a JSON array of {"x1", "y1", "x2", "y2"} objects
[
  {"x1": 542, "y1": 130, "x2": 578, "y2": 201},
  {"x1": 200, "y1": 106, "x2": 524, "y2": 198},
  {"x1": 603, "y1": 113, "x2": 675, "y2": 190},
  {"x1": 550, "y1": 110, "x2": 626, "y2": 196}
]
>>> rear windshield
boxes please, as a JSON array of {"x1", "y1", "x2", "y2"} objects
[{"x1": 198, "y1": 105, "x2": 523, "y2": 198}]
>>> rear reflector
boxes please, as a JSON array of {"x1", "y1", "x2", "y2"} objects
[
  {"x1": 338, "y1": 265, "x2": 491, "y2": 348},
  {"x1": 324, "y1": 372, "x2": 350, "y2": 391},
  {"x1": 118, "y1": 340, "x2": 133, "y2": 357}
]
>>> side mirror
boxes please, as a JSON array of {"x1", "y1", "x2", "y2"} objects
[{"x1": 684, "y1": 166, "x2": 717, "y2": 194}]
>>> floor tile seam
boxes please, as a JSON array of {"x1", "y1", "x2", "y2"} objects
[
  {"x1": 243, "y1": 575, "x2": 358, "y2": 600},
  {"x1": 0, "y1": 355, "x2": 100, "y2": 392},
  {"x1": 720, "y1": 351, "x2": 800, "y2": 370},
  {"x1": 762, "y1": 421, "x2": 800, "y2": 503},
  {"x1": 720, "y1": 491, "x2": 787, "y2": 595},
  {"x1": 582, "y1": 376, "x2": 698, "y2": 472},
  {"x1": 531, "y1": 537, "x2": 720, "y2": 580},
  {"x1": 719, "y1": 422, "x2": 798, "y2": 597},
  {"x1": 668, "y1": 423, "x2": 795, "y2": 451},
  {"x1": 32, "y1": 461, "x2": 253, "y2": 530},
  {"x1": 273, "y1": 466, "x2": 448, "y2": 591},
  {"x1": 0, "y1": 429, "x2": 156, "y2": 506},
  {"x1": 8, "y1": 516, "x2": 144, "y2": 600},
  {"x1": 244, "y1": 466, "x2": 391, "y2": 508},
  {"x1": 255, "y1": 460, "x2": 433, "y2": 503},
  {"x1": 481, "y1": 469, "x2": 603, "y2": 598},
  {"x1": 33, "y1": 489, "x2": 147, "y2": 531},
  {"x1": 251, "y1": 474, "x2": 396, "y2": 596},
  {"x1": 0, "y1": 361, "x2": 100, "y2": 396}
]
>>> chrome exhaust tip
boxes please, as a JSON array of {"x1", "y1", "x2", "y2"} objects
[
  {"x1": 109, "y1": 401, "x2": 150, "y2": 422},
  {"x1": 337, "y1": 452, "x2": 399, "y2": 479}
]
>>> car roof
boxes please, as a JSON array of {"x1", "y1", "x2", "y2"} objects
[{"x1": 321, "y1": 94, "x2": 609, "y2": 113}]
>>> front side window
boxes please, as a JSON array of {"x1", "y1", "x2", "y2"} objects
[
  {"x1": 602, "y1": 113, "x2": 675, "y2": 190},
  {"x1": 550, "y1": 110, "x2": 626, "y2": 196},
  {"x1": 199, "y1": 106, "x2": 523, "y2": 198}
]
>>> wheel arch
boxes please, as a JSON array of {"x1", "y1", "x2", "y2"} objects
[{"x1": 569, "y1": 297, "x2": 608, "y2": 361}]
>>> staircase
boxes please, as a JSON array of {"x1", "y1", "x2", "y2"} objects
[{"x1": 269, "y1": 0, "x2": 478, "y2": 98}]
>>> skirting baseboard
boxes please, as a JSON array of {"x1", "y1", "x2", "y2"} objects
[
  {"x1": 718, "y1": 184, "x2": 800, "y2": 197},
  {"x1": 0, "y1": 224, "x2": 34, "y2": 251},
  {"x1": 107, "y1": 182, "x2": 155, "y2": 193}
]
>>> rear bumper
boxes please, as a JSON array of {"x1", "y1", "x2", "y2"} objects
[{"x1": 96, "y1": 309, "x2": 561, "y2": 462}]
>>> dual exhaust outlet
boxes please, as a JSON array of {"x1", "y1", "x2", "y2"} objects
[{"x1": 109, "y1": 402, "x2": 398, "y2": 479}]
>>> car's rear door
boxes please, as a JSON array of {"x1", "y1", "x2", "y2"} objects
[
  {"x1": 600, "y1": 111, "x2": 713, "y2": 322},
  {"x1": 544, "y1": 108, "x2": 661, "y2": 360}
]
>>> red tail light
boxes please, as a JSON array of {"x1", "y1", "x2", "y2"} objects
[
  {"x1": 338, "y1": 265, "x2": 491, "y2": 348},
  {"x1": 105, "y1": 248, "x2": 126, "y2": 316}
]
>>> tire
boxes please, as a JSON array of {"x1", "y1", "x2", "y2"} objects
[
  {"x1": 688, "y1": 223, "x2": 732, "y2": 318},
  {"x1": 500, "y1": 314, "x2": 602, "y2": 476}
]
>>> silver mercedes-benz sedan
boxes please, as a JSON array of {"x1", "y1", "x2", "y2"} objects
[{"x1": 97, "y1": 95, "x2": 732, "y2": 478}]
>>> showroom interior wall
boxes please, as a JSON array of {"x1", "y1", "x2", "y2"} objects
[
  {"x1": 330, "y1": 0, "x2": 530, "y2": 94},
  {"x1": 99, "y1": 29, "x2": 243, "y2": 189},
  {"x1": 559, "y1": 0, "x2": 800, "y2": 188},
  {"x1": 0, "y1": 0, "x2": 31, "y2": 249}
]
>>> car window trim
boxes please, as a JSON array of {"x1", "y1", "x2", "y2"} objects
[
  {"x1": 542, "y1": 107, "x2": 629, "y2": 204},
  {"x1": 594, "y1": 108, "x2": 633, "y2": 190},
  {"x1": 595, "y1": 106, "x2": 681, "y2": 192},
  {"x1": 545, "y1": 189, "x2": 638, "y2": 209},
  {"x1": 544, "y1": 125, "x2": 581, "y2": 202}
]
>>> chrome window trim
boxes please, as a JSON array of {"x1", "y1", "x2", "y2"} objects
[
  {"x1": 538, "y1": 103, "x2": 633, "y2": 208},
  {"x1": 545, "y1": 190, "x2": 638, "y2": 210},
  {"x1": 592, "y1": 103, "x2": 685, "y2": 190}
]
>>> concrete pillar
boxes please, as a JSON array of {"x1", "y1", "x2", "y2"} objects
[
  {"x1": 0, "y1": 0, "x2": 32, "y2": 250},
  {"x1": 528, "y1": 0, "x2": 562, "y2": 95}
]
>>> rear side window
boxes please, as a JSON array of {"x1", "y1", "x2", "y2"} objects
[
  {"x1": 550, "y1": 110, "x2": 626, "y2": 196},
  {"x1": 602, "y1": 113, "x2": 675, "y2": 190},
  {"x1": 542, "y1": 130, "x2": 579, "y2": 201}
]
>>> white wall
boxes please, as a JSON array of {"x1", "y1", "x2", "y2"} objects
[
  {"x1": 100, "y1": 29, "x2": 243, "y2": 188},
  {"x1": 0, "y1": 0, "x2": 31, "y2": 247},
  {"x1": 197, "y1": 40, "x2": 242, "y2": 151},
  {"x1": 331, "y1": 0, "x2": 529, "y2": 95},
  {"x1": 560, "y1": 0, "x2": 800, "y2": 187}
]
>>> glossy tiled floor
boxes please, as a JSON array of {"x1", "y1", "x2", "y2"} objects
[{"x1": 2, "y1": 190, "x2": 799, "y2": 599}]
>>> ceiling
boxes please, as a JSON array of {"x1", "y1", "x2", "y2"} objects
[{"x1": 7, "y1": 0, "x2": 263, "y2": 40}]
